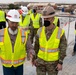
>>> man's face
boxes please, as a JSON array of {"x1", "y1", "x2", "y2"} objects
[
  {"x1": 43, "y1": 17, "x2": 54, "y2": 27},
  {"x1": 8, "y1": 20, "x2": 19, "y2": 31}
]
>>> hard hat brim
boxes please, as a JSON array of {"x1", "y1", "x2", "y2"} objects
[
  {"x1": 6, "y1": 17, "x2": 20, "y2": 22},
  {"x1": 41, "y1": 14, "x2": 56, "y2": 18}
]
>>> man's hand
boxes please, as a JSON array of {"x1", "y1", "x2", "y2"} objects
[
  {"x1": 29, "y1": 54, "x2": 37, "y2": 66},
  {"x1": 29, "y1": 54, "x2": 35, "y2": 66},
  {"x1": 56, "y1": 63, "x2": 62, "y2": 71},
  {"x1": 32, "y1": 59, "x2": 38, "y2": 67}
]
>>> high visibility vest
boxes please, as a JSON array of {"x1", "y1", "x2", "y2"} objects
[
  {"x1": 30, "y1": 13, "x2": 41, "y2": 28},
  {"x1": 0, "y1": 28, "x2": 27, "y2": 67},
  {"x1": 28, "y1": 9, "x2": 32, "y2": 15},
  {"x1": 37, "y1": 26, "x2": 64, "y2": 61},
  {"x1": 53, "y1": 17, "x2": 58, "y2": 26},
  {"x1": 19, "y1": 15, "x2": 30, "y2": 35},
  {"x1": 19, "y1": 15, "x2": 30, "y2": 27},
  {"x1": 0, "y1": 10, "x2": 6, "y2": 22}
]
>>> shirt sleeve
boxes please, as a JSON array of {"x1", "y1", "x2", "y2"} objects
[
  {"x1": 59, "y1": 32, "x2": 67, "y2": 64},
  {"x1": 34, "y1": 27, "x2": 42, "y2": 59},
  {"x1": 34, "y1": 34, "x2": 39, "y2": 59},
  {"x1": 26, "y1": 37, "x2": 35, "y2": 60}
]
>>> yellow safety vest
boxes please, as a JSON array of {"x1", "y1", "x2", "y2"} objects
[
  {"x1": 28, "y1": 9, "x2": 32, "y2": 15},
  {"x1": 30, "y1": 13, "x2": 41, "y2": 28},
  {"x1": 0, "y1": 28, "x2": 27, "y2": 67},
  {"x1": 37, "y1": 26, "x2": 64, "y2": 61},
  {"x1": 53, "y1": 17, "x2": 58, "y2": 26},
  {"x1": 0, "y1": 10, "x2": 6, "y2": 22},
  {"x1": 19, "y1": 15, "x2": 30, "y2": 27},
  {"x1": 19, "y1": 15, "x2": 30, "y2": 35}
]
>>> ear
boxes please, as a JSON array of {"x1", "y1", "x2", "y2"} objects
[{"x1": 51, "y1": 17, "x2": 54, "y2": 23}]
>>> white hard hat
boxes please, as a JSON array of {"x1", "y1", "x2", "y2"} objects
[
  {"x1": 27, "y1": 4, "x2": 30, "y2": 7},
  {"x1": 6, "y1": 9, "x2": 20, "y2": 22},
  {"x1": 21, "y1": 6, "x2": 28, "y2": 15}
]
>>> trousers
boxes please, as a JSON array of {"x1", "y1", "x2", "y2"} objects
[
  {"x1": 36, "y1": 58, "x2": 58, "y2": 75},
  {"x1": 30, "y1": 28, "x2": 38, "y2": 43},
  {"x1": 3, "y1": 64, "x2": 23, "y2": 75}
]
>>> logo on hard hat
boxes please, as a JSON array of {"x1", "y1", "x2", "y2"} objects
[{"x1": 14, "y1": 15, "x2": 18, "y2": 18}]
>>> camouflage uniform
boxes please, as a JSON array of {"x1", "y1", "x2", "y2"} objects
[{"x1": 34, "y1": 25, "x2": 67, "y2": 75}]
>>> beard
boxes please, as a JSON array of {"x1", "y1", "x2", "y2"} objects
[{"x1": 8, "y1": 28, "x2": 18, "y2": 35}]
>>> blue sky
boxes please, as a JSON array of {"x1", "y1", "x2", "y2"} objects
[{"x1": 0, "y1": 0, "x2": 76, "y2": 4}]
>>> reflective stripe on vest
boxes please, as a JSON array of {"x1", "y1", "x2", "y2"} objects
[
  {"x1": 20, "y1": 29, "x2": 26, "y2": 43},
  {"x1": 14, "y1": 57, "x2": 25, "y2": 64},
  {"x1": 0, "y1": 29, "x2": 4, "y2": 42},
  {"x1": 1, "y1": 57, "x2": 25, "y2": 64},
  {"x1": 40, "y1": 47, "x2": 59, "y2": 52},
  {"x1": 1, "y1": 59, "x2": 12, "y2": 64}
]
